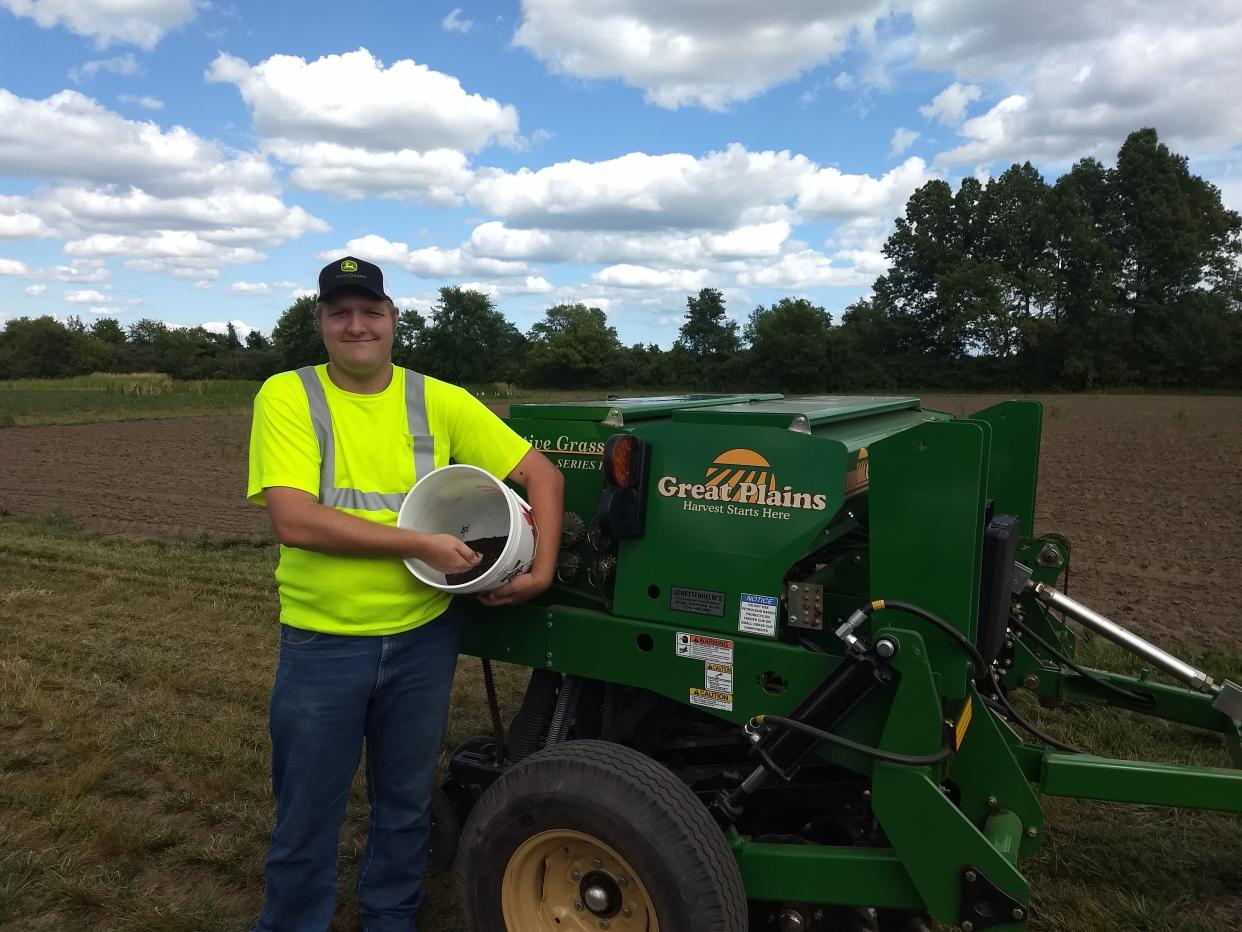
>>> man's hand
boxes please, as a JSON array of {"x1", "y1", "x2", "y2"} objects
[
  {"x1": 417, "y1": 534, "x2": 482, "y2": 575},
  {"x1": 478, "y1": 570, "x2": 552, "y2": 607}
]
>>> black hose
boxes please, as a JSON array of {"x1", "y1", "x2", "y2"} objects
[
  {"x1": 866, "y1": 600, "x2": 1081, "y2": 754},
  {"x1": 755, "y1": 715, "x2": 954, "y2": 766},
  {"x1": 507, "y1": 669, "x2": 561, "y2": 762},
  {"x1": 1010, "y1": 615, "x2": 1154, "y2": 707},
  {"x1": 546, "y1": 674, "x2": 581, "y2": 745},
  {"x1": 481, "y1": 659, "x2": 507, "y2": 763}
]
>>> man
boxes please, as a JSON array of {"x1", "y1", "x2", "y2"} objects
[{"x1": 246, "y1": 256, "x2": 564, "y2": 931}]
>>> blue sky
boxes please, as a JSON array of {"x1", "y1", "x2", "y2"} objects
[{"x1": 2, "y1": 0, "x2": 1240, "y2": 346}]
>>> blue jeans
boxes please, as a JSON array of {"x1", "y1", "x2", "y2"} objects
[{"x1": 255, "y1": 609, "x2": 461, "y2": 932}]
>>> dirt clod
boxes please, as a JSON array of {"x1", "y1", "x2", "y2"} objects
[{"x1": 446, "y1": 535, "x2": 509, "y2": 585}]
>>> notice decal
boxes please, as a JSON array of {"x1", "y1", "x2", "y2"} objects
[{"x1": 739, "y1": 593, "x2": 779, "y2": 637}]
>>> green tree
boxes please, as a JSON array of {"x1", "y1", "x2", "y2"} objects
[
  {"x1": 743, "y1": 298, "x2": 833, "y2": 393},
  {"x1": 523, "y1": 303, "x2": 620, "y2": 388},
  {"x1": 270, "y1": 295, "x2": 326, "y2": 371},
  {"x1": 224, "y1": 322, "x2": 242, "y2": 350},
  {"x1": 393, "y1": 308, "x2": 426, "y2": 369},
  {"x1": 245, "y1": 329, "x2": 271, "y2": 351},
  {"x1": 90, "y1": 317, "x2": 126, "y2": 345},
  {"x1": 0, "y1": 316, "x2": 75, "y2": 378},
  {"x1": 416, "y1": 287, "x2": 525, "y2": 384},
  {"x1": 675, "y1": 288, "x2": 740, "y2": 389}
]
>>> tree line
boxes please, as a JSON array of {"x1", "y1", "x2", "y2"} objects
[{"x1": 2, "y1": 129, "x2": 1238, "y2": 392}]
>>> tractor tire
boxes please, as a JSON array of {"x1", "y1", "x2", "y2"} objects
[{"x1": 456, "y1": 739, "x2": 747, "y2": 932}]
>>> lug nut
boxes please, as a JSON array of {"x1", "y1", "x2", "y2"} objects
[
  {"x1": 961, "y1": 922, "x2": 974, "y2": 932},
  {"x1": 571, "y1": 869, "x2": 581, "y2": 880},
  {"x1": 575, "y1": 901, "x2": 584, "y2": 911},
  {"x1": 592, "y1": 857, "x2": 602, "y2": 868},
  {"x1": 622, "y1": 907, "x2": 632, "y2": 918}
]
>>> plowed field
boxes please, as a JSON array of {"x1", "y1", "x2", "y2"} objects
[{"x1": 1, "y1": 395, "x2": 1239, "y2": 652}]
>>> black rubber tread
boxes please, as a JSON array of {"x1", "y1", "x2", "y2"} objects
[
  {"x1": 427, "y1": 783, "x2": 461, "y2": 873},
  {"x1": 457, "y1": 738, "x2": 747, "y2": 932}
]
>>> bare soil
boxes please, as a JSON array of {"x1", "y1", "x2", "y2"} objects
[{"x1": 1, "y1": 395, "x2": 1239, "y2": 653}]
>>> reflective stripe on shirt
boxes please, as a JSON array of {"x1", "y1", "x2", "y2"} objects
[{"x1": 294, "y1": 365, "x2": 431, "y2": 511}]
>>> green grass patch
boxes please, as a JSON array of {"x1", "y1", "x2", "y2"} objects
[
  {"x1": 0, "y1": 374, "x2": 262, "y2": 427},
  {"x1": 1, "y1": 515, "x2": 1239, "y2": 931}
]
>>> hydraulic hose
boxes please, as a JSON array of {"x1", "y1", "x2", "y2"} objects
[
  {"x1": 753, "y1": 714, "x2": 954, "y2": 766},
  {"x1": 855, "y1": 599, "x2": 1081, "y2": 754}
]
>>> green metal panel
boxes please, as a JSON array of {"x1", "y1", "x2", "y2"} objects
[
  {"x1": 948, "y1": 684, "x2": 1045, "y2": 859},
  {"x1": 1040, "y1": 752, "x2": 1242, "y2": 812},
  {"x1": 873, "y1": 764, "x2": 1028, "y2": 928},
  {"x1": 732, "y1": 841, "x2": 923, "y2": 908},
  {"x1": 457, "y1": 601, "x2": 549, "y2": 669},
  {"x1": 612, "y1": 421, "x2": 846, "y2": 639},
  {"x1": 673, "y1": 395, "x2": 921, "y2": 429},
  {"x1": 869, "y1": 420, "x2": 990, "y2": 700},
  {"x1": 970, "y1": 401, "x2": 1044, "y2": 537},
  {"x1": 509, "y1": 393, "x2": 780, "y2": 422},
  {"x1": 984, "y1": 811, "x2": 1023, "y2": 866}
]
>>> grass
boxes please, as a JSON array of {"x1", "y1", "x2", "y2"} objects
[
  {"x1": 2, "y1": 514, "x2": 1240, "y2": 931},
  {"x1": 0, "y1": 374, "x2": 262, "y2": 427}
]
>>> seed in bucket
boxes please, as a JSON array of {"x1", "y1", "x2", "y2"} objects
[{"x1": 445, "y1": 536, "x2": 509, "y2": 585}]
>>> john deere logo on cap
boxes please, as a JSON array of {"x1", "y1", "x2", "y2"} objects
[{"x1": 341, "y1": 259, "x2": 358, "y2": 272}]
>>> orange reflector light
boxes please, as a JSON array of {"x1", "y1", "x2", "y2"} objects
[{"x1": 604, "y1": 434, "x2": 639, "y2": 488}]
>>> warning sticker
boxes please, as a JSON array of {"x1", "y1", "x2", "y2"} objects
[
  {"x1": 705, "y1": 662, "x2": 733, "y2": 693},
  {"x1": 675, "y1": 632, "x2": 734, "y2": 665},
  {"x1": 739, "y1": 593, "x2": 779, "y2": 637},
  {"x1": 689, "y1": 687, "x2": 733, "y2": 711}
]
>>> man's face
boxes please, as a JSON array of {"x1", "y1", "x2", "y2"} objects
[{"x1": 319, "y1": 291, "x2": 397, "y2": 376}]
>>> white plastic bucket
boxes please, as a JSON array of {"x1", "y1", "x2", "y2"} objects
[{"x1": 397, "y1": 464, "x2": 538, "y2": 595}]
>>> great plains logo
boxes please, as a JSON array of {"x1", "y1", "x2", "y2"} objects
[
  {"x1": 658, "y1": 448, "x2": 827, "y2": 519},
  {"x1": 340, "y1": 259, "x2": 358, "y2": 272}
]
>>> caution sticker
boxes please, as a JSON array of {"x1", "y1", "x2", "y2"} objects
[
  {"x1": 739, "y1": 593, "x2": 778, "y2": 637},
  {"x1": 675, "y1": 632, "x2": 734, "y2": 665},
  {"x1": 690, "y1": 687, "x2": 733, "y2": 711},
  {"x1": 705, "y1": 661, "x2": 733, "y2": 693}
]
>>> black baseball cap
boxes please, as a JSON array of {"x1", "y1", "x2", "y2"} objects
[{"x1": 318, "y1": 256, "x2": 389, "y2": 302}]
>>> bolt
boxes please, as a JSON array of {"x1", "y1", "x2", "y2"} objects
[
  {"x1": 862, "y1": 788, "x2": 872, "y2": 799},
  {"x1": 600, "y1": 921, "x2": 610, "y2": 929},
  {"x1": 961, "y1": 923, "x2": 974, "y2": 932},
  {"x1": 813, "y1": 908, "x2": 824, "y2": 919},
  {"x1": 964, "y1": 870, "x2": 978, "y2": 883},
  {"x1": 1012, "y1": 907, "x2": 1025, "y2": 920},
  {"x1": 987, "y1": 795, "x2": 999, "y2": 808},
  {"x1": 1023, "y1": 674, "x2": 1040, "y2": 689},
  {"x1": 875, "y1": 638, "x2": 898, "y2": 658},
  {"x1": 571, "y1": 869, "x2": 581, "y2": 880},
  {"x1": 592, "y1": 857, "x2": 602, "y2": 868},
  {"x1": 546, "y1": 621, "x2": 553, "y2": 628},
  {"x1": 1027, "y1": 826, "x2": 1039, "y2": 838},
  {"x1": 545, "y1": 661, "x2": 552, "y2": 668},
  {"x1": 621, "y1": 907, "x2": 632, "y2": 918},
  {"x1": 575, "y1": 901, "x2": 584, "y2": 911}
]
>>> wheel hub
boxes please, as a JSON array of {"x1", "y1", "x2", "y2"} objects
[{"x1": 501, "y1": 829, "x2": 658, "y2": 931}]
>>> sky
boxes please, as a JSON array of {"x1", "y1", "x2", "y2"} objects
[{"x1": 1, "y1": 1, "x2": 1241, "y2": 347}]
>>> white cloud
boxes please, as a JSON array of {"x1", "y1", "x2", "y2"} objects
[
  {"x1": 0, "y1": 89, "x2": 274, "y2": 196},
  {"x1": 229, "y1": 281, "x2": 271, "y2": 295},
  {"x1": 890, "y1": 127, "x2": 920, "y2": 156},
  {"x1": 1, "y1": 0, "x2": 197, "y2": 48},
  {"x1": 470, "y1": 144, "x2": 810, "y2": 231},
  {"x1": 206, "y1": 49, "x2": 518, "y2": 203},
  {"x1": 64, "y1": 288, "x2": 109, "y2": 303},
  {"x1": 514, "y1": 0, "x2": 889, "y2": 110},
  {"x1": 737, "y1": 248, "x2": 880, "y2": 289},
  {"x1": 321, "y1": 234, "x2": 531, "y2": 280},
  {"x1": 69, "y1": 52, "x2": 141, "y2": 83},
  {"x1": 0, "y1": 204, "x2": 52, "y2": 238},
  {"x1": 202, "y1": 319, "x2": 256, "y2": 338},
  {"x1": 66, "y1": 231, "x2": 264, "y2": 264},
  {"x1": 192, "y1": 280, "x2": 213, "y2": 290},
  {"x1": 24, "y1": 284, "x2": 47, "y2": 296},
  {"x1": 797, "y1": 157, "x2": 936, "y2": 221},
  {"x1": 919, "y1": 82, "x2": 982, "y2": 126},
  {"x1": 85, "y1": 304, "x2": 120, "y2": 315},
  {"x1": 0, "y1": 258, "x2": 30, "y2": 275},
  {"x1": 442, "y1": 7, "x2": 473, "y2": 32},
  {"x1": 43, "y1": 184, "x2": 328, "y2": 245},
  {"x1": 593, "y1": 264, "x2": 710, "y2": 291},
  {"x1": 118, "y1": 93, "x2": 165, "y2": 110},
  {"x1": 915, "y1": 4, "x2": 1242, "y2": 165}
]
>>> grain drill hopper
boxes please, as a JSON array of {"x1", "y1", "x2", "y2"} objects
[{"x1": 440, "y1": 394, "x2": 1242, "y2": 932}]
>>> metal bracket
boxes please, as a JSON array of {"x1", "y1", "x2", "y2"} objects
[
  {"x1": 958, "y1": 865, "x2": 1025, "y2": 930},
  {"x1": 1213, "y1": 680, "x2": 1242, "y2": 723}
]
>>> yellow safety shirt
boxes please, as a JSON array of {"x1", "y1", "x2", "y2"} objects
[{"x1": 247, "y1": 363, "x2": 531, "y2": 635}]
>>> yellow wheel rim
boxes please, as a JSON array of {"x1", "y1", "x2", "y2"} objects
[{"x1": 501, "y1": 828, "x2": 660, "y2": 932}]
